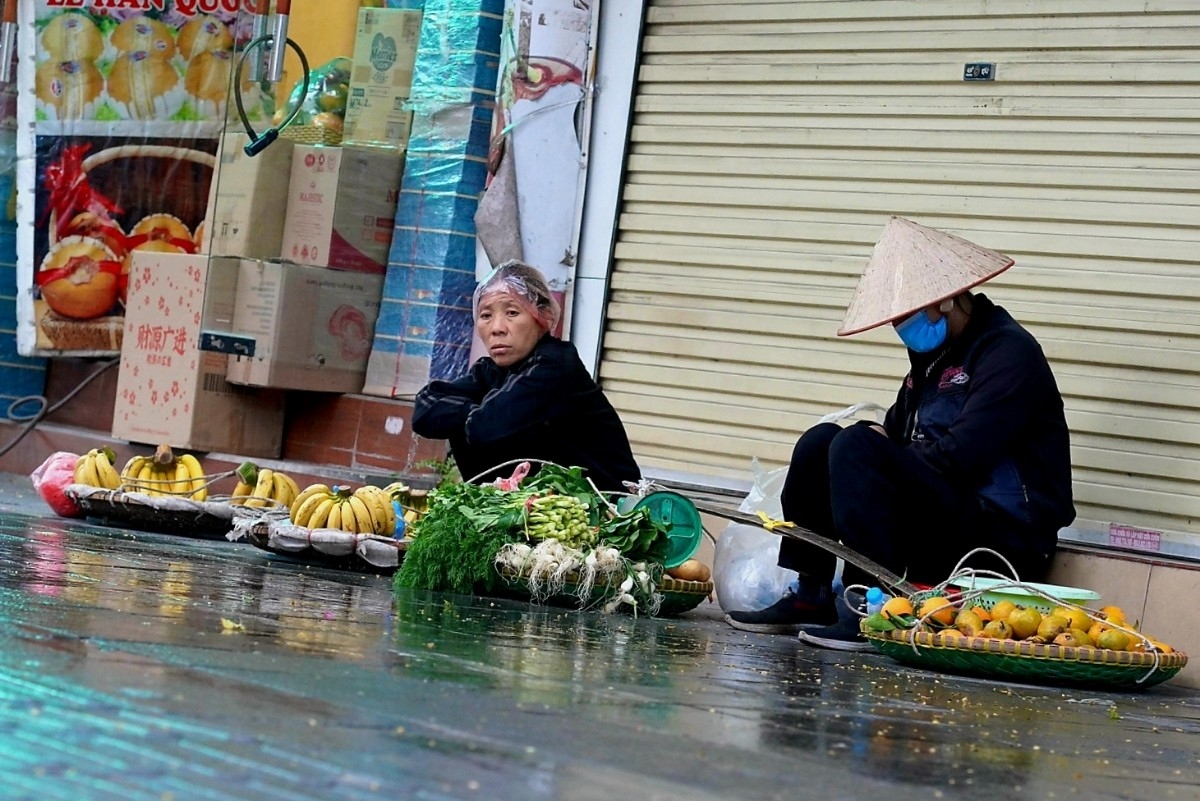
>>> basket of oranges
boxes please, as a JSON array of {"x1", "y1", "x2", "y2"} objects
[{"x1": 860, "y1": 584, "x2": 1186, "y2": 691}]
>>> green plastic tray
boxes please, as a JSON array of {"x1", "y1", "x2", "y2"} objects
[{"x1": 633, "y1": 491, "x2": 703, "y2": 568}]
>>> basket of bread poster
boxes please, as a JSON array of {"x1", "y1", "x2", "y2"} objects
[
  {"x1": 32, "y1": 7, "x2": 271, "y2": 123},
  {"x1": 32, "y1": 137, "x2": 216, "y2": 353}
]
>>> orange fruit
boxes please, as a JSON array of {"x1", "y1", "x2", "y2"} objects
[
  {"x1": 880, "y1": 596, "x2": 914, "y2": 621},
  {"x1": 1036, "y1": 614, "x2": 1070, "y2": 641},
  {"x1": 1054, "y1": 630, "x2": 1091, "y2": 648},
  {"x1": 990, "y1": 600, "x2": 1018, "y2": 622},
  {"x1": 969, "y1": 606, "x2": 992, "y2": 623},
  {"x1": 954, "y1": 608, "x2": 985, "y2": 636},
  {"x1": 1096, "y1": 629, "x2": 1131, "y2": 651},
  {"x1": 918, "y1": 596, "x2": 956, "y2": 626},
  {"x1": 1099, "y1": 605, "x2": 1128, "y2": 626},
  {"x1": 981, "y1": 619, "x2": 1013, "y2": 640},
  {"x1": 1088, "y1": 621, "x2": 1109, "y2": 643},
  {"x1": 1051, "y1": 605, "x2": 1091, "y2": 632},
  {"x1": 1008, "y1": 607, "x2": 1043, "y2": 640},
  {"x1": 1147, "y1": 637, "x2": 1174, "y2": 654}
]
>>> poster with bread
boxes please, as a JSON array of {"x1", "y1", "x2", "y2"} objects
[{"x1": 15, "y1": 0, "x2": 274, "y2": 355}]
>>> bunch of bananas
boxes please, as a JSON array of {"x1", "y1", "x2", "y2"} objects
[
  {"x1": 383, "y1": 481, "x2": 427, "y2": 528},
  {"x1": 290, "y1": 484, "x2": 397, "y2": 536},
  {"x1": 231, "y1": 462, "x2": 301, "y2": 509},
  {"x1": 120, "y1": 445, "x2": 208, "y2": 500},
  {"x1": 525, "y1": 494, "x2": 594, "y2": 548},
  {"x1": 73, "y1": 447, "x2": 122, "y2": 490}
]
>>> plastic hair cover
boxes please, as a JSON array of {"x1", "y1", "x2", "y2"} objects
[{"x1": 472, "y1": 260, "x2": 562, "y2": 333}]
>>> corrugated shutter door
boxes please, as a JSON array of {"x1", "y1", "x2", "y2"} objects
[{"x1": 600, "y1": 0, "x2": 1200, "y2": 536}]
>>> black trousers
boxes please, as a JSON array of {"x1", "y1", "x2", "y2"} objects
[{"x1": 778, "y1": 423, "x2": 1054, "y2": 590}]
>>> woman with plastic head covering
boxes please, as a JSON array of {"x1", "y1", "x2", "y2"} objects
[
  {"x1": 725, "y1": 218, "x2": 1075, "y2": 650},
  {"x1": 412, "y1": 261, "x2": 641, "y2": 491}
]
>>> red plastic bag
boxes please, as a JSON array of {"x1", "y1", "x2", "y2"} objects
[{"x1": 31, "y1": 452, "x2": 84, "y2": 518}]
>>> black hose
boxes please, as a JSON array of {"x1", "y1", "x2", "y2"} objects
[
  {"x1": 233, "y1": 35, "x2": 311, "y2": 156},
  {"x1": 0, "y1": 358, "x2": 119, "y2": 458}
]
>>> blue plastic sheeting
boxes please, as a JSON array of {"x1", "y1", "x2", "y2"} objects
[
  {"x1": 365, "y1": 0, "x2": 503, "y2": 398},
  {"x1": 0, "y1": 159, "x2": 48, "y2": 412}
]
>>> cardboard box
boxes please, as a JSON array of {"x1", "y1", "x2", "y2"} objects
[
  {"x1": 280, "y1": 145, "x2": 404, "y2": 274},
  {"x1": 225, "y1": 259, "x2": 385, "y2": 393},
  {"x1": 343, "y1": 7, "x2": 422, "y2": 150},
  {"x1": 113, "y1": 252, "x2": 285, "y2": 457},
  {"x1": 202, "y1": 131, "x2": 296, "y2": 259}
]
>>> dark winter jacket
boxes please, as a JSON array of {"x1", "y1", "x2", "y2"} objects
[
  {"x1": 882, "y1": 294, "x2": 1075, "y2": 544},
  {"x1": 412, "y1": 336, "x2": 641, "y2": 491}
]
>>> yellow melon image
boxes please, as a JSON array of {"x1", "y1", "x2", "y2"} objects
[
  {"x1": 41, "y1": 13, "x2": 104, "y2": 62},
  {"x1": 38, "y1": 236, "x2": 120, "y2": 320},
  {"x1": 111, "y1": 16, "x2": 177, "y2": 60},
  {"x1": 35, "y1": 59, "x2": 103, "y2": 119},
  {"x1": 107, "y1": 51, "x2": 180, "y2": 119},
  {"x1": 178, "y1": 16, "x2": 233, "y2": 61},
  {"x1": 131, "y1": 214, "x2": 192, "y2": 243}
]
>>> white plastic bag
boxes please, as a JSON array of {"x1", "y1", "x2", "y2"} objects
[
  {"x1": 713, "y1": 523, "x2": 798, "y2": 612},
  {"x1": 737, "y1": 457, "x2": 787, "y2": 520},
  {"x1": 714, "y1": 457, "x2": 797, "y2": 612}
]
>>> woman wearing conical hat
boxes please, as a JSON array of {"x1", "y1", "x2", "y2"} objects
[{"x1": 727, "y1": 217, "x2": 1075, "y2": 649}]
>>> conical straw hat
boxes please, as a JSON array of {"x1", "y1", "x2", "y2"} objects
[{"x1": 837, "y1": 217, "x2": 1015, "y2": 336}]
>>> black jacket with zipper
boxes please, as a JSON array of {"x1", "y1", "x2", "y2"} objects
[
  {"x1": 412, "y1": 336, "x2": 641, "y2": 491},
  {"x1": 881, "y1": 294, "x2": 1075, "y2": 543}
]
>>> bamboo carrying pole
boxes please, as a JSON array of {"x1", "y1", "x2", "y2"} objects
[{"x1": 689, "y1": 499, "x2": 918, "y2": 596}]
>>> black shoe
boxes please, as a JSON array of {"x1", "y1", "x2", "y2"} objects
[
  {"x1": 725, "y1": 588, "x2": 837, "y2": 634},
  {"x1": 797, "y1": 590, "x2": 874, "y2": 651}
]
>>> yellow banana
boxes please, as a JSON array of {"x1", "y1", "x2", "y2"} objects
[
  {"x1": 154, "y1": 465, "x2": 175, "y2": 497},
  {"x1": 172, "y1": 460, "x2": 191, "y2": 496},
  {"x1": 307, "y1": 497, "x2": 334, "y2": 529},
  {"x1": 358, "y1": 487, "x2": 395, "y2": 535},
  {"x1": 277, "y1": 472, "x2": 301, "y2": 505},
  {"x1": 291, "y1": 491, "x2": 329, "y2": 527},
  {"x1": 290, "y1": 484, "x2": 330, "y2": 521},
  {"x1": 73, "y1": 452, "x2": 99, "y2": 487},
  {"x1": 93, "y1": 450, "x2": 122, "y2": 490},
  {"x1": 178, "y1": 454, "x2": 206, "y2": 501},
  {"x1": 353, "y1": 487, "x2": 384, "y2": 534},
  {"x1": 271, "y1": 472, "x2": 293, "y2": 507},
  {"x1": 231, "y1": 481, "x2": 254, "y2": 505},
  {"x1": 136, "y1": 462, "x2": 156, "y2": 496},
  {"x1": 326, "y1": 499, "x2": 343, "y2": 531},
  {"x1": 244, "y1": 468, "x2": 275, "y2": 508},
  {"x1": 346, "y1": 495, "x2": 373, "y2": 535},
  {"x1": 122, "y1": 454, "x2": 145, "y2": 480}
]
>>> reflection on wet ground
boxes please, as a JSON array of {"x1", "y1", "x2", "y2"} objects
[{"x1": 0, "y1": 507, "x2": 1198, "y2": 800}]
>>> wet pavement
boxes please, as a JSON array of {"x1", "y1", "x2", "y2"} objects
[{"x1": 0, "y1": 476, "x2": 1198, "y2": 800}]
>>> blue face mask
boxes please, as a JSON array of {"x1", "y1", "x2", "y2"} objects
[{"x1": 895, "y1": 310, "x2": 948, "y2": 353}]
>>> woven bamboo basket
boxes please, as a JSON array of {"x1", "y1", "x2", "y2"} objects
[
  {"x1": 66, "y1": 484, "x2": 235, "y2": 538},
  {"x1": 496, "y1": 567, "x2": 713, "y2": 618},
  {"x1": 47, "y1": 144, "x2": 216, "y2": 247},
  {"x1": 278, "y1": 124, "x2": 343, "y2": 147},
  {"x1": 863, "y1": 627, "x2": 1187, "y2": 691},
  {"x1": 235, "y1": 519, "x2": 407, "y2": 573}
]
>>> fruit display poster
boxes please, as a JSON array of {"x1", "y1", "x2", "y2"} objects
[{"x1": 15, "y1": 0, "x2": 273, "y2": 356}]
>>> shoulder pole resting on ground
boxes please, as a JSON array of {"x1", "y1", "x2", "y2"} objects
[{"x1": 689, "y1": 500, "x2": 919, "y2": 596}]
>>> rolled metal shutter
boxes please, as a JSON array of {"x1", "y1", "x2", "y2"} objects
[{"x1": 600, "y1": 0, "x2": 1200, "y2": 541}]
